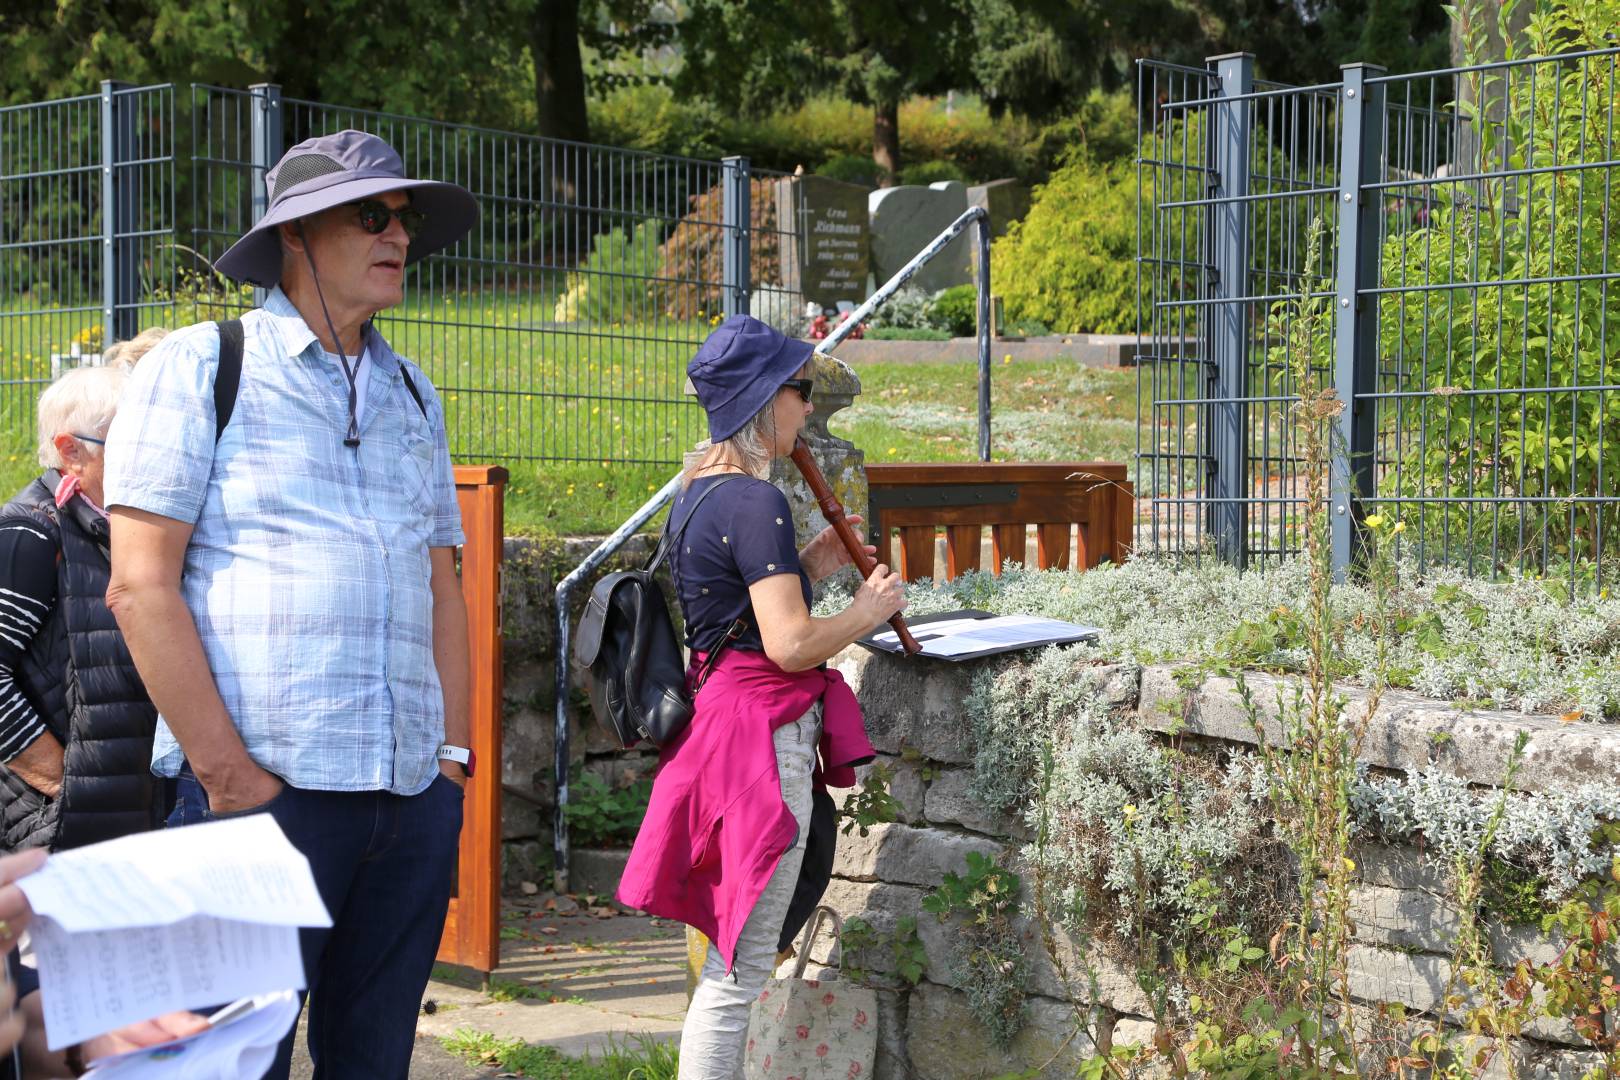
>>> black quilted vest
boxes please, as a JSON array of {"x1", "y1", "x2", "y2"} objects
[{"x1": 0, "y1": 473, "x2": 162, "y2": 851}]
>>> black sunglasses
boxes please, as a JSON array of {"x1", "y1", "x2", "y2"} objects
[
  {"x1": 349, "y1": 199, "x2": 426, "y2": 240},
  {"x1": 781, "y1": 378, "x2": 813, "y2": 403}
]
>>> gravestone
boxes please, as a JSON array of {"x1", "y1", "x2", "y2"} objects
[
  {"x1": 868, "y1": 181, "x2": 973, "y2": 294},
  {"x1": 774, "y1": 175, "x2": 871, "y2": 310},
  {"x1": 966, "y1": 178, "x2": 1032, "y2": 239}
]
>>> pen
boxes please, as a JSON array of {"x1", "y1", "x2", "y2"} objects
[{"x1": 205, "y1": 997, "x2": 256, "y2": 1028}]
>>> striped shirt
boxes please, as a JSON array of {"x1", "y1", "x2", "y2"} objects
[
  {"x1": 0, "y1": 517, "x2": 55, "y2": 761},
  {"x1": 103, "y1": 288, "x2": 464, "y2": 796}
]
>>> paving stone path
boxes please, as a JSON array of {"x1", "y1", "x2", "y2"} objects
[{"x1": 288, "y1": 898, "x2": 687, "y2": 1077}]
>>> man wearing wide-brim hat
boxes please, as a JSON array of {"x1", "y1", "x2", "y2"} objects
[{"x1": 103, "y1": 130, "x2": 479, "y2": 1079}]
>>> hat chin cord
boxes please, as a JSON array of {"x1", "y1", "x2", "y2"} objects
[{"x1": 299, "y1": 231, "x2": 364, "y2": 448}]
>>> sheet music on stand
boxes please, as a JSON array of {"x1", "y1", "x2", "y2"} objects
[{"x1": 857, "y1": 609, "x2": 1100, "y2": 661}]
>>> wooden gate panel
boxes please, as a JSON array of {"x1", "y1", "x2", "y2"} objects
[{"x1": 437, "y1": 465, "x2": 507, "y2": 974}]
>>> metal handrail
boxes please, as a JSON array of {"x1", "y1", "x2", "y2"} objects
[{"x1": 550, "y1": 204, "x2": 993, "y2": 889}]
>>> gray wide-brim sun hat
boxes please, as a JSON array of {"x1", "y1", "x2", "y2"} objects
[{"x1": 215, "y1": 128, "x2": 479, "y2": 287}]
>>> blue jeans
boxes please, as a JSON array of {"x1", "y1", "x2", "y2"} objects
[{"x1": 168, "y1": 765, "x2": 464, "y2": 1080}]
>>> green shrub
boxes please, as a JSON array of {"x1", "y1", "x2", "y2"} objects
[
  {"x1": 897, "y1": 159, "x2": 968, "y2": 186},
  {"x1": 588, "y1": 84, "x2": 726, "y2": 158},
  {"x1": 589, "y1": 89, "x2": 1042, "y2": 183},
  {"x1": 816, "y1": 152, "x2": 881, "y2": 187},
  {"x1": 865, "y1": 326, "x2": 951, "y2": 341},
  {"x1": 553, "y1": 221, "x2": 662, "y2": 323},
  {"x1": 991, "y1": 154, "x2": 1140, "y2": 334},
  {"x1": 929, "y1": 284, "x2": 978, "y2": 337},
  {"x1": 1372, "y1": 13, "x2": 1620, "y2": 568},
  {"x1": 563, "y1": 771, "x2": 652, "y2": 848},
  {"x1": 865, "y1": 285, "x2": 939, "y2": 331},
  {"x1": 1024, "y1": 89, "x2": 1138, "y2": 174}
]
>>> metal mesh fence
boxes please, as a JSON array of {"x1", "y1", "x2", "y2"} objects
[
  {"x1": 1136, "y1": 47, "x2": 1620, "y2": 586},
  {"x1": 2, "y1": 82, "x2": 802, "y2": 468}
]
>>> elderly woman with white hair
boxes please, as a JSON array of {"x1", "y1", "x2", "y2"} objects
[{"x1": 0, "y1": 365, "x2": 163, "y2": 852}]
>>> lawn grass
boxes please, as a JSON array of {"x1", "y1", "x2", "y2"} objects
[
  {"x1": 441, "y1": 1028, "x2": 678, "y2": 1079},
  {"x1": 3, "y1": 292, "x2": 1148, "y2": 535}
]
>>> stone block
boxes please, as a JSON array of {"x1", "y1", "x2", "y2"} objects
[
  {"x1": 816, "y1": 879, "x2": 949, "y2": 989},
  {"x1": 569, "y1": 848, "x2": 630, "y2": 897},
  {"x1": 1488, "y1": 921, "x2": 1565, "y2": 969},
  {"x1": 925, "y1": 767, "x2": 1029, "y2": 838},
  {"x1": 965, "y1": 179, "x2": 1031, "y2": 240},
  {"x1": 904, "y1": 982, "x2": 1090, "y2": 1078},
  {"x1": 831, "y1": 648, "x2": 990, "y2": 763},
  {"x1": 1022, "y1": 925, "x2": 1156, "y2": 1016},
  {"x1": 835, "y1": 754, "x2": 929, "y2": 825},
  {"x1": 1111, "y1": 1016, "x2": 1158, "y2": 1048},
  {"x1": 875, "y1": 988, "x2": 914, "y2": 1080},
  {"x1": 1139, "y1": 665, "x2": 1620, "y2": 796},
  {"x1": 502, "y1": 839, "x2": 548, "y2": 893},
  {"x1": 1348, "y1": 946, "x2": 1453, "y2": 1012},
  {"x1": 868, "y1": 183, "x2": 974, "y2": 295},
  {"x1": 1351, "y1": 840, "x2": 1452, "y2": 895},
  {"x1": 1348, "y1": 946, "x2": 1583, "y2": 1047},
  {"x1": 1348, "y1": 884, "x2": 1463, "y2": 953},
  {"x1": 832, "y1": 823, "x2": 1003, "y2": 887}
]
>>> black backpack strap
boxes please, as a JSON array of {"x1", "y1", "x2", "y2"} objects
[
  {"x1": 645, "y1": 475, "x2": 739, "y2": 575},
  {"x1": 692, "y1": 617, "x2": 749, "y2": 691},
  {"x1": 214, "y1": 319, "x2": 244, "y2": 443},
  {"x1": 399, "y1": 365, "x2": 428, "y2": 419}
]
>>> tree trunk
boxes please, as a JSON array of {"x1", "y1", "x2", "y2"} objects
[
  {"x1": 873, "y1": 100, "x2": 900, "y2": 187},
  {"x1": 531, "y1": 0, "x2": 591, "y2": 144},
  {"x1": 531, "y1": 0, "x2": 591, "y2": 256}
]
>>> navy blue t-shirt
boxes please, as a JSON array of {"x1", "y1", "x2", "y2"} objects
[{"x1": 669, "y1": 475, "x2": 812, "y2": 653}]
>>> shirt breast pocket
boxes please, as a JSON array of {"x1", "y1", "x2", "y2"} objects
[{"x1": 400, "y1": 432, "x2": 438, "y2": 519}]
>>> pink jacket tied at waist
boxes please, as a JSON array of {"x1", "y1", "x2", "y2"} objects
[{"x1": 616, "y1": 649, "x2": 873, "y2": 970}]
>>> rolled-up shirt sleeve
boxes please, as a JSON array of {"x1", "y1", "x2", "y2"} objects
[
  {"x1": 103, "y1": 325, "x2": 218, "y2": 523},
  {"x1": 0, "y1": 517, "x2": 57, "y2": 761}
]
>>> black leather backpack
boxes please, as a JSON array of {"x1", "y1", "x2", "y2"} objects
[{"x1": 574, "y1": 476, "x2": 746, "y2": 749}]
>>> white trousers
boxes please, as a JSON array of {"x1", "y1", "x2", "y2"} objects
[{"x1": 678, "y1": 703, "x2": 822, "y2": 1080}]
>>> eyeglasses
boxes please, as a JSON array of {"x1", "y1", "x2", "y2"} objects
[
  {"x1": 72, "y1": 433, "x2": 106, "y2": 445},
  {"x1": 348, "y1": 200, "x2": 426, "y2": 240},
  {"x1": 781, "y1": 379, "x2": 813, "y2": 403}
]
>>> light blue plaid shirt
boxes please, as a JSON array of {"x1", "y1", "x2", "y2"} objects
[{"x1": 104, "y1": 288, "x2": 464, "y2": 796}]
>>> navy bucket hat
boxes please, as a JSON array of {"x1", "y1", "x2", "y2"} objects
[
  {"x1": 215, "y1": 129, "x2": 479, "y2": 287},
  {"x1": 687, "y1": 315, "x2": 815, "y2": 443}
]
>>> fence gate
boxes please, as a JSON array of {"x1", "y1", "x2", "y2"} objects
[{"x1": 1137, "y1": 47, "x2": 1620, "y2": 589}]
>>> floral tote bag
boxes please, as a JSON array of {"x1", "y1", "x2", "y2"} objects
[{"x1": 744, "y1": 906, "x2": 878, "y2": 1079}]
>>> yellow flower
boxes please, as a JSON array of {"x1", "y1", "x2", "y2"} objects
[
  {"x1": 1392, "y1": 521, "x2": 1407, "y2": 534},
  {"x1": 1122, "y1": 804, "x2": 1138, "y2": 820},
  {"x1": 1363, "y1": 513, "x2": 1385, "y2": 528},
  {"x1": 887, "y1": 447, "x2": 897, "y2": 455},
  {"x1": 1342, "y1": 857, "x2": 1356, "y2": 874},
  {"x1": 1002, "y1": 354, "x2": 1012, "y2": 364}
]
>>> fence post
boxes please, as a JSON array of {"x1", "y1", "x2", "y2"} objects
[
  {"x1": 721, "y1": 155, "x2": 751, "y2": 318},
  {"x1": 100, "y1": 81, "x2": 138, "y2": 351},
  {"x1": 1205, "y1": 53, "x2": 1253, "y2": 568},
  {"x1": 249, "y1": 84, "x2": 283, "y2": 310},
  {"x1": 1331, "y1": 64, "x2": 1386, "y2": 580}
]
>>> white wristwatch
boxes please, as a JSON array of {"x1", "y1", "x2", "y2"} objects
[{"x1": 437, "y1": 743, "x2": 476, "y2": 778}]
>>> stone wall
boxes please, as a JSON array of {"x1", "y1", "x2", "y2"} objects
[
  {"x1": 798, "y1": 646, "x2": 1618, "y2": 1080},
  {"x1": 496, "y1": 533, "x2": 662, "y2": 889}
]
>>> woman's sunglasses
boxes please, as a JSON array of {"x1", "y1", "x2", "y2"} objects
[
  {"x1": 349, "y1": 200, "x2": 426, "y2": 240},
  {"x1": 781, "y1": 379, "x2": 813, "y2": 403}
]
